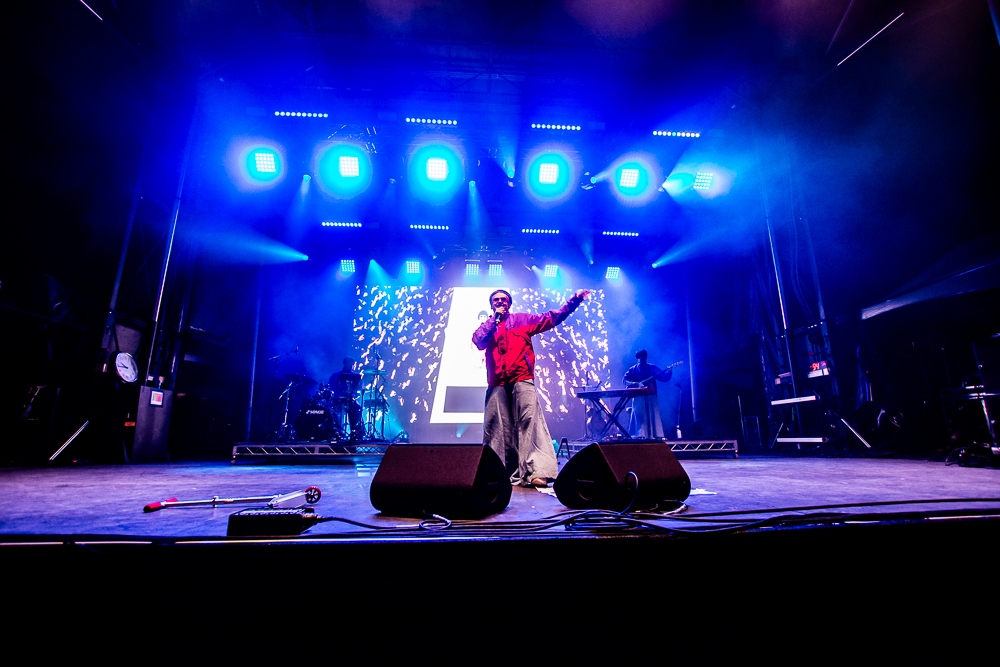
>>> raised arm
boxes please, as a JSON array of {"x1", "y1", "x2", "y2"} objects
[{"x1": 520, "y1": 289, "x2": 590, "y2": 336}]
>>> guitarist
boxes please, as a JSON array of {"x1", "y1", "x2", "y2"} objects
[{"x1": 623, "y1": 350, "x2": 681, "y2": 439}]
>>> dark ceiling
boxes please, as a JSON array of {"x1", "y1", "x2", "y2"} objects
[{"x1": 8, "y1": 0, "x2": 999, "y2": 321}]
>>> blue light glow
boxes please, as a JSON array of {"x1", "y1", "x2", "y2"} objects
[
  {"x1": 605, "y1": 267, "x2": 621, "y2": 280},
  {"x1": 313, "y1": 142, "x2": 372, "y2": 199},
  {"x1": 608, "y1": 153, "x2": 661, "y2": 207},
  {"x1": 522, "y1": 144, "x2": 579, "y2": 207},
  {"x1": 544, "y1": 265, "x2": 558, "y2": 277},
  {"x1": 407, "y1": 137, "x2": 465, "y2": 205},
  {"x1": 227, "y1": 138, "x2": 288, "y2": 191},
  {"x1": 488, "y1": 262, "x2": 503, "y2": 276},
  {"x1": 466, "y1": 262, "x2": 479, "y2": 276},
  {"x1": 341, "y1": 259, "x2": 356, "y2": 273},
  {"x1": 406, "y1": 260, "x2": 421, "y2": 275}
]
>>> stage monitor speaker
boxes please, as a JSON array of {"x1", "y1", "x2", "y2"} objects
[
  {"x1": 369, "y1": 444, "x2": 511, "y2": 519},
  {"x1": 554, "y1": 442, "x2": 691, "y2": 511}
]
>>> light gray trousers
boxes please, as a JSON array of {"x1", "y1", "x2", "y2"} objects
[{"x1": 483, "y1": 381, "x2": 559, "y2": 484}]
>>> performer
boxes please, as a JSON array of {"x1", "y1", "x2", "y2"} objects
[
  {"x1": 623, "y1": 350, "x2": 673, "y2": 439},
  {"x1": 329, "y1": 357, "x2": 363, "y2": 440},
  {"x1": 473, "y1": 288, "x2": 590, "y2": 487}
]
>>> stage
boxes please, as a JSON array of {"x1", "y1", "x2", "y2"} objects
[{"x1": 2, "y1": 448, "x2": 997, "y2": 642}]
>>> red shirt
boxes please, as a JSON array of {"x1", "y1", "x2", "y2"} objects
[{"x1": 472, "y1": 296, "x2": 583, "y2": 387}]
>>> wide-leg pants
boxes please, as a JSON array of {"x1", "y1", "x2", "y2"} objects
[{"x1": 483, "y1": 381, "x2": 559, "y2": 484}]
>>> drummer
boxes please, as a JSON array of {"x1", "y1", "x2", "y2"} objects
[{"x1": 329, "y1": 357, "x2": 363, "y2": 439}]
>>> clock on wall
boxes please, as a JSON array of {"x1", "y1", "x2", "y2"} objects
[{"x1": 114, "y1": 352, "x2": 139, "y2": 383}]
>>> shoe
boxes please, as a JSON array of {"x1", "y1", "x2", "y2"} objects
[{"x1": 529, "y1": 478, "x2": 549, "y2": 487}]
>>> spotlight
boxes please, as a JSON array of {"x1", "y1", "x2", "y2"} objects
[
  {"x1": 341, "y1": 259, "x2": 356, "y2": 273},
  {"x1": 605, "y1": 266, "x2": 621, "y2": 280},
  {"x1": 314, "y1": 143, "x2": 372, "y2": 199},
  {"x1": 538, "y1": 163, "x2": 559, "y2": 185},
  {"x1": 275, "y1": 111, "x2": 329, "y2": 118},
  {"x1": 694, "y1": 172, "x2": 714, "y2": 190},
  {"x1": 405, "y1": 260, "x2": 421, "y2": 275},
  {"x1": 521, "y1": 228, "x2": 560, "y2": 234},
  {"x1": 488, "y1": 261, "x2": 503, "y2": 276},
  {"x1": 601, "y1": 231, "x2": 639, "y2": 237},
  {"x1": 409, "y1": 224, "x2": 450, "y2": 230},
  {"x1": 465, "y1": 261, "x2": 480, "y2": 276},
  {"x1": 322, "y1": 221, "x2": 362, "y2": 227},
  {"x1": 543, "y1": 265, "x2": 558, "y2": 277},
  {"x1": 619, "y1": 168, "x2": 640, "y2": 188},
  {"x1": 426, "y1": 158, "x2": 449, "y2": 181},
  {"x1": 407, "y1": 117, "x2": 458, "y2": 126}
]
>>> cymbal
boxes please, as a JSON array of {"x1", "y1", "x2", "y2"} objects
[
  {"x1": 362, "y1": 369, "x2": 388, "y2": 375},
  {"x1": 285, "y1": 373, "x2": 317, "y2": 387}
]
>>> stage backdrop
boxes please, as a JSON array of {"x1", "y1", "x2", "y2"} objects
[{"x1": 352, "y1": 285, "x2": 609, "y2": 443}]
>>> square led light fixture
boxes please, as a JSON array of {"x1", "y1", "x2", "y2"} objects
[
  {"x1": 465, "y1": 262, "x2": 479, "y2": 276},
  {"x1": 538, "y1": 163, "x2": 559, "y2": 184},
  {"x1": 406, "y1": 260, "x2": 420, "y2": 274},
  {"x1": 543, "y1": 265, "x2": 558, "y2": 277},
  {"x1": 694, "y1": 172, "x2": 714, "y2": 190},
  {"x1": 488, "y1": 262, "x2": 503, "y2": 276},
  {"x1": 619, "y1": 168, "x2": 640, "y2": 188},
  {"x1": 426, "y1": 158, "x2": 448, "y2": 181},
  {"x1": 254, "y1": 152, "x2": 277, "y2": 173},
  {"x1": 339, "y1": 156, "x2": 360, "y2": 177},
  {"x1": 340, "y1": 259, "x2": 356, "y2": 273},
  {"x1": 605, "y1": 266, "x2": 621, "y2": 280}
]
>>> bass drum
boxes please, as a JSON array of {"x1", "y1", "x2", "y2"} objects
[{"x1": 294, "y1": 399, "x2": 335, "y2": 441}]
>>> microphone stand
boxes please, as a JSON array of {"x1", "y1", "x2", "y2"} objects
[
  {"x1": 675, "y1": 383, "x2": 684, "y2": 439},
  {"x1": 268, "y1": 346, "x2": 298, "y2": 442}
]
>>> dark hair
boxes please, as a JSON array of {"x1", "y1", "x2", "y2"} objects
[
  {"x1": 635, "y1": 349, "x2": 648, "y2": 360},
  {"x1": 489, "y1": 289, "x2": 512, "y2": 305}
]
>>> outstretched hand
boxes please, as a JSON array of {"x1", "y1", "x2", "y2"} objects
[{"x1": 574, "y1": 289, "x2": 591, "y2": 300}]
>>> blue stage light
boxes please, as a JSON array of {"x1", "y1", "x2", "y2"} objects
[
  {"x1": 313, "y1": 143, "x2": 372, "y2": 199},
  {"x1": 521, "y1": 228, "x2": 560, "y2": 234},
  {"x1": 488, "y1": 262, "x2": 503, "y2": 276},
  {"x1": 602, "y1": 231, "x2": 639, "y2": 237},
  {"x1": 407, "y1": 138, "x2": 465, "y2": 205},
  {"x1": 605, "y1": 266, "x2": 621, "y2": 280},
  {"x1": 409, "y1": 224, "x2": 450, "y2": 230},
  {"x1": 608, "y1": 153, "x2": 662, "y2": 207},
  {"x1": 523, "y1": 145, "x2": 578, "y2": 207},
  {"x1": 339, "y1": 156, "x2": 360, "y2": 177},
  {"x1": 341, "y1": 259, "x2": 356, "y2": 273},
  {"x1": 543, "y1": 265, "x2": 558, "y2": 277},
  {"x1": 322, "y1": 221, "x2": 362, "y2": 227},
  {"x1": 465, "y1": 262, "x2": 480, "y2": 276},
  {"x1": 426, "y1": 158, "x2": 449, "y2": 181},
  {"x1": 619, "y1": 168, "x2": 640, "y2": 188},
  {"x1": 406, "y1": 260, "x2": 421, "y2": 275},
  {"x1": 694, "y1": 172, "x2": 714, "y2": 190},
  {"x1": 227, "y1": 139, "x2": 288, "y2": 191}
]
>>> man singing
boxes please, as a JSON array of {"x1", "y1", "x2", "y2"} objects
[{"x1": 472, "y1": 288, "x2": 590, "y2": 487}]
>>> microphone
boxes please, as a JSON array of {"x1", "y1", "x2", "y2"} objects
[{"x1": 494, "y1": 311, "x2": 503, "y2": 324}]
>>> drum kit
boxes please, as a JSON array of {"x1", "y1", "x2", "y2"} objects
[{"x1": 275, "y1": 368, "x2": 392, "y2": 443}]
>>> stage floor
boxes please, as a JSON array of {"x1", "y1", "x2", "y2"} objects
[{"x1": 2, "y1": 452, "x2": 997, "y2": 539}]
